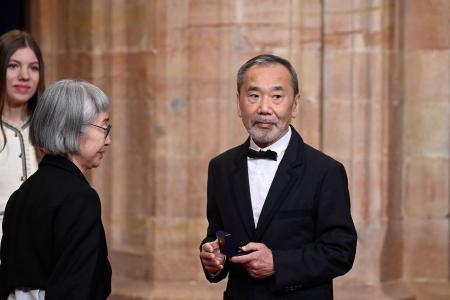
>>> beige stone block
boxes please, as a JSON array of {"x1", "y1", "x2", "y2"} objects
[
  {"x1": 323, "y1": 0, "x2": 354, "y2": 49},
  {"x1": 295, "y1": 27, "x2": 322, "y2": 51},
  {"x1": 296, "y1": 0, "x2": 322, "y2": 27},
  {"x1": 189, "y1": 0, "x2": 221, "y2": 25},
  {"x1": 404, "y1": 51, "x2": 450, "y2": 102},
  {"x1": 111, "y1": 278, "x2": 227, "y2": 300},
  {"x1": 324, "y1": 0, "x2": 394, "y2": 50},
  {"x1": 335, "y1": 280, "x2": 416, "y2": 300},
  {"x1": 407, "y1": 281, "x2": 450, "y2": 300},
  {"x1": 295, "y1": 96, "x2": 321, "y2": 149},
  {"x1": 348, "y1": 220, "x2": 403, "y2": 285},
  {"x1": 402, "y1": 158, "x2": 449, "y2": 219},
  {"x1": 403, "y1": 101, "x2": 449, "y2": 159},
  {"x1": 324, "y1": 0, "x2": 354, "y2": 14},
  {"x1": 188, "y1": 172, "x2": 208, "y2": 219},
  {"x1": 403, "y1": 219, "x2": 449, "y2": 281},
  {"x1": 189, "y1": 28, "x2": 222, "y2": 74},
  {"x1": 66, "y1": 1, "x2": 94, "y2": 51},
  {"x1": 322, "y1": 101, "x2": 353, "y2": 161},
  {"x1": 187, "y1": 218, "x2": 214, "y2": 280},
  {"x1": 185, "y1": 166, "x2": 233, "y2": 270},
  {"x1": 353, "y1": 52, "x2": 385, "y2": 101},
  {"x1": 384, "y1": 158, "x2": 404, "y2": 219},
  {"x1": 110, "y1": 249, "x2": 151, "y2": 281},
  {"x1": 323, "y1": 51, "x2": 353, "y2": 101},
  {"x1": 151, "y1": 217, "x2": 205, "y2": 281},
  {"x1": 110, "y1": 213, "x2": 149, "y2": 248},
  {"x1": 404, "y1": 0, "x2": 450, "y2": 50},
  {"x1": 236, "y1": 0, "x2": 292, "y2": 25},
  {"x1": 294, "y1": 2, "x2": 322, "y2": 50},
  {"x1": 188, "y1": 92, "x2": 220, "y2": 139},
  {"x1": 350, "y1": 158, "x2": 384, "y2": 222},
  {"x1": 53, "y1": 52, "x2": 92, "y2": 79},
  {"x1": 219, "y1": 117, "x2": 248, "y2": 155},
  {"x1": 353, "y1": 101, "x2": 384, "y2": 160},
  {"x1": 297, "y1": 50, "x2": 321, "y2": 98},
  {"x1": 90, "y1": 0, "x2": 111, "y2": 51},
  {"x1": 353, "y1": 0, "x2": 385, "y2": 33},
  {"x1": 154, "y1": 160, "x2": 190, "y2": 218},
  {"x1": 288, "y1": 49, "x2": 320, "y2": 142},
  {"x1": 165, "y1": 0, "x2": 189, "y2": 29},
  {"x1": 99, "y1": 52, "x2": 156, "y2": 99},
  {"x1": 233, "y1": 24, "x2": 291, "y2": 53},
  {"x1": 164, "y1": 19, "x2": 189, "y2": 53},
  {"x1": 109, "y1": 0, "x2": 156, "y2": 50}
]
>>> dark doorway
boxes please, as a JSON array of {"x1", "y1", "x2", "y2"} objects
[{"x1": 0, "y1": 0, "x2": 26, "y2": 35}]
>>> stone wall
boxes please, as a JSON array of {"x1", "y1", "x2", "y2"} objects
[{"x1": 29, "y1": 0, "x2": 449, "y2": 299}]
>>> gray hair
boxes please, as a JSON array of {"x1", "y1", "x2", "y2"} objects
[
  {"x1": 236, "y1": 54, "x2": 300, "y2": 96},
  {"x1": 30, "y1": 79, "x2": 110, "y2": 155}
]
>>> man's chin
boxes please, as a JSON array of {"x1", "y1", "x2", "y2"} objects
[
  {"x1": 249, "y1": 133, "x2": 278, "y2": 147},
  {"x1": 248, "y1": 127, "x2": 286, "y2": 147}
]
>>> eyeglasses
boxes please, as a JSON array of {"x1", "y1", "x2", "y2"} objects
[{"x1": 88, "y1": 123, "x2": 112, "y2": 138}]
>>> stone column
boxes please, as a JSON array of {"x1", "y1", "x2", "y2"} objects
[
  {"x1": 318, "y1": 1, "x2": 413, "y2": 298},
  {"x1": 400, "y1": 0, "x2": 449, "y2": 298}
]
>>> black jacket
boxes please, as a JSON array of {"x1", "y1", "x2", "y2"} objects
[
  {"x1": 0, "y1": 155, "x2": 111, "y2": 300},
  {"x1": 201, "y1": 127, "x2": 357, "y2": 299}
]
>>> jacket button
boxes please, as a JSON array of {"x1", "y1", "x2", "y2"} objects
[
  {"x1": 20, "y1": 176, "x2": 25, "y2": 181},
  {"x1": 19, "y1": 153, "x2": 23, "y2": 158}
]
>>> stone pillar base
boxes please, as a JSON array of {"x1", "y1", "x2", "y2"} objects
[
  {"x1": 108, "y1": 279, "x2": 450, "y2": 300},
  {"x1": 335, "y1": 280, "x2": 416, "y2": 300},
  {"x1": 111, "y1": 278, "x2": 227, "y2": 300},
  {"x1": 336, "y1": 280, "x2": 450, "y2": 300}
]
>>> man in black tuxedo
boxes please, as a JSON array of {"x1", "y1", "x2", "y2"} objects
[{"x1": 199, "y1": 54, "x2": 357, "y2": 299}]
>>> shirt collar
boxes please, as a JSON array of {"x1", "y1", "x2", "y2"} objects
[
  {"x1": 249, "y1": 126, "x2": 292, "y2": 156},
  {"x1": 2, "y1": 117, "x2": 31, "y2": 130}
]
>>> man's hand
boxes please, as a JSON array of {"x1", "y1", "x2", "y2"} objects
[
  {"x1": 200, "y1": 239, "x2": 226, "y2": 274},
  {"x1": 230, "y1": 242, "x2": 274, "y2": 278}
]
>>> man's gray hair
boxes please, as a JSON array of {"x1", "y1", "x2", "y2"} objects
[
  {"x1": 236, "y1": 54, "x2": 300, "y2": 96},
  {"x1": 30, "y1": 79, "x2": 110, "y2": 155}
]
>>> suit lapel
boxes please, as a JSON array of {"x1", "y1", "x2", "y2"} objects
[
  {"x1": 254, "y1": 128, "x2": 305, "y2": 241},
  {"x1": 230, "y1": 140, "x2": 256, "y2": 239}
]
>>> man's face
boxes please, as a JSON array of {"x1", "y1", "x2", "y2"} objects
[{"x1": 237, "y1": 64, "x2": 299, "y2": 148}]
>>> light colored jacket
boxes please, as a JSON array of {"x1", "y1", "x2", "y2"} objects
[{"x1": 0, "y1": 119, "x2": 38, "y2": 239}]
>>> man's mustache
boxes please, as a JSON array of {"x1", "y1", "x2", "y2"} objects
[{"x1": 251, "y1": 117, "x2": 278, "y2": 126}]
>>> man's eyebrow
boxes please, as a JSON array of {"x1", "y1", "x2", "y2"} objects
[
  {"x1": 271, "y1": 86, "x2": 284, "y2": 91},
  {"x1": 247, "y1": 85, "x2": 261, "y2": 92}
]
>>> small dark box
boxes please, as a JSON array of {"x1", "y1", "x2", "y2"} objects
[{"x1": 216, "y1": 230, "x2": 251, "y2": 257}]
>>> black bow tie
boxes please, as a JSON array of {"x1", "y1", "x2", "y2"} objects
[{"x1": 247, "y1": 149, "x2": 277, "y2": 161}]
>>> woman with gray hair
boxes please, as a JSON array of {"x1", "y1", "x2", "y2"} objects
[{"x1": 0, "y1": 79, "x2": 112, "y2": 300}]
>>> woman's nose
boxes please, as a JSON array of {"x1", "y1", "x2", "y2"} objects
[
  {"x1": 105, "y1": 134, "x2": 111, "y2": 145},
  {"x1": 19, "y1": 67, "x2": 30, "y2": 80}
]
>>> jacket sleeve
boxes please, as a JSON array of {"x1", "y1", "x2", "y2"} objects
[
  {"x1": 0, "y1": 235, "x2": 7, "y2": 300},
  {"x1": 272, "y1": 162, "x2": 357, "y2": 291},
  {"x1": 0, "y1": 191, "x2": 16, "y2": 300},
  {"x1": 45, "y1": 189, "x2": 111, "y2": 300},
  {"x1": 200, "y1": 160, "x2": 230, "y2": 283}
]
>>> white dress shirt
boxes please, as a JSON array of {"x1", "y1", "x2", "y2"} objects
[
  {"x1": 248, "y1": 127, "x2": 292, "y2": 227},
  {"x1": 8, "y1": 290, "x2": 45, "y2": 300}
]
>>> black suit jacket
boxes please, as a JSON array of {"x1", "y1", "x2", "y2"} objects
[
  {"x1": 0, "y1": 155, "x2": 111, "y2": 300},
  {"x1": 201, "y1": 127, "x2": 357, "y2": 299}
]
